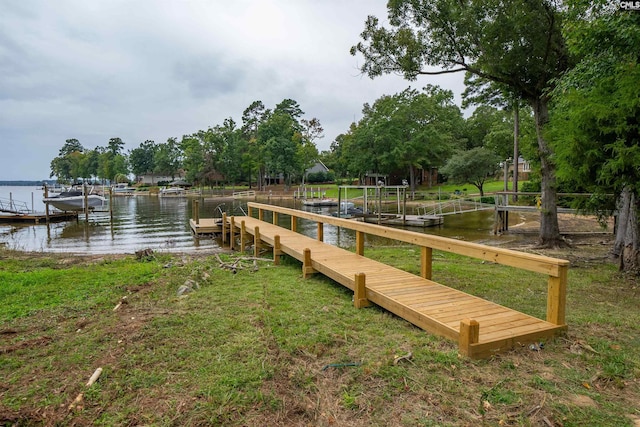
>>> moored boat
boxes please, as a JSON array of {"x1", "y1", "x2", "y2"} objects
[
  {"x1": 301, "y1": 198, "x2": 338, "y2": 207},
  {"x1": 43, "y1": 190, "x2": 107, "y2": 211},
  {"x1": 112, "y1": 183, "x2": 135, "y2": 195},
  {"x1": 159, "y1": 186, "x2": 186, "y2": 197}
]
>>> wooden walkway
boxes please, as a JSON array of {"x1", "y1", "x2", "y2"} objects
[{"x1": 222, "y1": 205, "x2": 568, "y2": 360}]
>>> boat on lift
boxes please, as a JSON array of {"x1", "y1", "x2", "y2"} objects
[
  {"x1": 111, "y1": 183, "x2": 135, "y2": 195},
  {"x1": 43, "y1": 190, "x2": 107, "y2": 211}
]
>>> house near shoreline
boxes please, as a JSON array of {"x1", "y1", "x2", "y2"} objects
[
  {"x1": 265, "y1": 161, "x2": 331, "y2": 185},
  {"x1": 136, "y1": 173, "x2": 185, "y2": 185}
]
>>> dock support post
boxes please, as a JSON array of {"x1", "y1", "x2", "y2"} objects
[
  {"x1": 229, "y1": 217, "x2": 235, "y2": 250},
  {"x1": 354, "y1": 273, "x2": 370, "y2": 308},
  {"x1": 317, "y1": 222, "x2": 324, "y2": 242},
  {"x1": 355, "y1": 231, "x2": 364, "y2": 256},
  {"x1": 459, "y1": 319, "x2": 479, "y2": 358},
  {"x1": 421, "y1": 247, "x2": 433, "y2": 280},
  {"x1": 302, "y1": 248, "x2": 316, "y2": 278},
  {"x1": 547, "y1": 265, "x2": 568, "y2": 325},
  {"x1": 44, "y1": 186, "x2": 50, "y2": 223},
  {"x1": 193, "y1": 200, "x2": 200, "y2": 225},
  {"x1": 273, "y1": 212, "x2": 278, "y2": 225},
  {"x1": 240, "y1": 220, "x2": 247, "y2": 252},
  {"x1": 84, "y1": 185, "x2": 89, "y2": 223},
  {"x1": 253, "y1": 226, "x2": 260, "y2": 257},
  {"x1": 291, "y1": 216, "x2": 297, "y2": 232},
  {"x1": 273, "y1": 235, "x2": 281, "y2": 265},
  {"x1": 109, "y1": 190, "x2": 113, "y2": 224},
  {"x1": 222, "y1": 213, "x2": 227, "y2": 246}
]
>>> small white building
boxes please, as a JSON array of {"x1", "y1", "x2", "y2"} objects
[{"x1": 137, "y1": 174, "x2": 182, "y2": 185}]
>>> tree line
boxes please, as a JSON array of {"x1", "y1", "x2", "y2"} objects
[
  {"x1": 51, "y1": 90, "x2": 528, "y2": 196},
  {"x1": 321, "y1": 86, "x2": 535, "y2": 196},
  {"x1": 49, "y1": 99, "x2": 323, "y2": 190}
]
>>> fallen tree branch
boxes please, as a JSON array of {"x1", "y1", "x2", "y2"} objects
[
  {"x1": 68, "y1": 367, "x2": 103, "y2": 411},
  {"x1": 214, "y1": 254, "x2": 273, "y2": 273}
]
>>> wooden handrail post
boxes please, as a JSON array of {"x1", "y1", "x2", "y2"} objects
[
  {"x1": 254, "y1": 226, "x2": 260, "y2": 258},
  {"x1": 317, "y1": 222, "x2": 324, "y2": 242},
  {"x1": 193, "y1": 199, "x2": 200, "y2": 224},
  {"x1": 273, "y1": 211, "x2": 279, "y2": 225},
  {"x1": 547, "y1": 265, "x2": 568, "y2": 325},
  {"x1": 221, "y1": 213, "x2": 227, "y2": 246},
  {"x1": 355, "y1": 231, "x2": 364, "y2": 256},
  {"x1": 229, "y1": 217, "x2": 236, "y2": 250},
  {"x1": 240, "y1": 220, "x2": 247, "y2": 252},
  {"x1": 354, "y1": 272, "x2": 370, "y2": 308},
  {"x1": 273, "y1": 235, "x2": 281, "y2": 265},
  {"x1": 459, "y1": 319, "x2": 479, "y2": 358},
  {"x1": 258, "y1": 208, "x2": 264, "y2": 221},
  {"x1": 291, "y1": 216, "x2": 297, "y2": 232},
  {"x1": 247, "y1": 205, "x2": 253, "y2": 217},
  {"x1": 302, "y1": 248, "x2": 316, "y2": 278},
  {"x1": 421, "y1": 247, "x2": 433, "y2": 280}
]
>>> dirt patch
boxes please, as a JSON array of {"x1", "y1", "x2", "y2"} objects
[
  {"x1": 509, "y1": 212, "x2": 614, "y2": 235},
  {"x1": 496, "y1": 213, "x2": 617, "y2": 267},
  {"x1": 0, "y1": 336, "x2": 52, "y2": 354},
  {"x1": 567, "y1": 394, "x2": 598, "y2": 408}
]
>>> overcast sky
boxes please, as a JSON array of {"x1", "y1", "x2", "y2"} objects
[{"x1": 0, "y1": 0, "x2": 465, "y2": 181}]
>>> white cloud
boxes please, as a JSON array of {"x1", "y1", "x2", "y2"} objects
[{"x1": 0, "y1": 0, "x2": 465, "y2": 180}]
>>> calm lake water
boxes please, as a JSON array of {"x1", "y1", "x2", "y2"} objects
[{"x1": 0, "y1": 185, "x2": 527, "y2": 254}]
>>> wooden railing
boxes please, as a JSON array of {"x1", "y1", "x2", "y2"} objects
[{"x1": 247, "y1": 202, "x2": 569, "y2": 327}]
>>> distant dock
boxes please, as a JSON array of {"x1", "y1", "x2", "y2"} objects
[
  {"x1": 1, "y1": 194, "x2": 78, "y2": 224},
  {"x1": 0, "y1": 211, "x2": 78, "y2": 224},
  {"x1": 189, "y1": 218, "x2": 223, "y2": 236}
]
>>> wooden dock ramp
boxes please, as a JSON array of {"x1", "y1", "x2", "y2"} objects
[{"x1": 221, "y1": 203, "x2": 569, "y2": 360}]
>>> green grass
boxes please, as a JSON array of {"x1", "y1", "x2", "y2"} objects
[
  {"x1": 0, "y1": 246, "x2": 638, "y2": 426},
  {"x1": 0, "y1": 257, "x2": 160, "y2": 321}
]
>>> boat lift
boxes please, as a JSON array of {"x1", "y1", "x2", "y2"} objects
[{"x1": 337, "y1": 184, "x2": 410, "y2": 223}]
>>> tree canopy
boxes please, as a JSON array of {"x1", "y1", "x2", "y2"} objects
[
  {"x1": 49, "y1": 99, "x2": 323, "y2": 188},
  {"x1": 549, "y1": 2, "x2": 640, "y2": 270},
  {"x1": 440, "y1": 147, "x2": 500, "y2": 196},
  {"x1": 330, "y1": 85, "x2": 462, "y2": 189},
  {"x1": 351, "y1": 0, "x2": 573, "y2": 246}
]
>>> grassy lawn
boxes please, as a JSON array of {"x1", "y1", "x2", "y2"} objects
[{"x1": 1, "y1": 242, "x2": 638, "y2": 426}]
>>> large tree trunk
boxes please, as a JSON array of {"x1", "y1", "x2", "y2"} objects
[
  {"x1": 513, "y1": 102, "x2": 519, "y2": 202},
  {"x1": 258, "y1": 166, "x2": 266, "y2": 191},
  {"x1": 409, "y1": 165, "x2": 416, "y2": 193},
  {"x1": 613, "y1": 186, "x2": 640, "y2": 271},
  {"x1": 531, "y1": 97, "x2": 563, "y2": 247}
]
